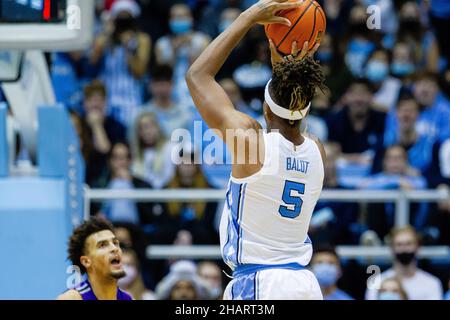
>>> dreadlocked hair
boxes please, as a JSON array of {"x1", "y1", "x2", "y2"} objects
[{"x1": 270, "y1": 56, "x2": 327, "y2": 126}]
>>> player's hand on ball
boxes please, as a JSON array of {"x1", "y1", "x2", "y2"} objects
[
  {"x1": 269, "y1": 39, "x2": 320, "y2": 67},
  {"x1": 295, "y1": 41, "x2": 321, "y2": 60},
  {"x1": 247, "y1": 0, "x2": 304, "y2": 26}
]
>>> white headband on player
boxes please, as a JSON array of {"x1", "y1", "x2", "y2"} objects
[{"x1": 264, "y1": 79, "x2": 311, "y2": 121}]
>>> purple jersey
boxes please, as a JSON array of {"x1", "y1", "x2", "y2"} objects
[{"x1": 75, "y1": 279, "x2": 132, "y2": 300}]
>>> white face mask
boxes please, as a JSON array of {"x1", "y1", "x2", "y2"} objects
[{"x1": 118, "y1": 264, "x2": 138, "y2": 288}]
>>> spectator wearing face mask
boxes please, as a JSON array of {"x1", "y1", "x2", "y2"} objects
[
  {"x1": 364, "y1": 48, "x2": 402, "y2": 112},
  {"x1": 390, "y1": 41, "x2": 417, "y2": 80},
  {"x1": 155, "y1": 260, "x2": 211, "y2": 300},
  {"x1": 155, "y1": 3, "x2": 210, "y2": 107},
  {"x1": 198, "y1": 261, "x2": 224, "y2": 300},
  {"x1": 310, "y1": 246, "x2": 353, "y2": 300},
  {"x1": 377, "y1": 277, "x2": 408, "y2": 300},
  {"x1": 365, "y1": 226, "x2": 443, "y2": 300},
  {"x1": 168, "y1": 144, "x2": 219, "y2": 244},
  {"x1": 343, "y1": 5, "x2": 377, "y2": 77},
  {"x1": 90, "y1": 0, "x2": 151, "y2": 128},
  {"x1": 118, "y1": 248, "x2": 156, "y2": 300}
]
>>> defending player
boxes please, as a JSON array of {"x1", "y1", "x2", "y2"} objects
[
  {"x1": 57, "y1": 217, "x2": 132, "y2": 300},
  {"x1": 186, "y1": 0, "x2": 326, "y2": 299}
]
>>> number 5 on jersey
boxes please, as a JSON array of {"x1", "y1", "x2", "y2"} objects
[{"x1": 278, "y1": 180, "x2": 305, "y2": 219}]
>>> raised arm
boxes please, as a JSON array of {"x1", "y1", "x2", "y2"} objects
[{"x1": 186, "y1": 0, "x2": 303, "y2": 137}]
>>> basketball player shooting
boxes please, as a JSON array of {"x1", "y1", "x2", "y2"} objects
[
  {"x1": 186, "y1": 0, "x2": 327, "y2": 300},
  {"x1": 57, "y1": 217, "x2": 132, "y2": 300}
]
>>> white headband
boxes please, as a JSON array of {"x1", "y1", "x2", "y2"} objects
[{"x1": 264, "y1": 79, "x2": 311, "y2": 121}]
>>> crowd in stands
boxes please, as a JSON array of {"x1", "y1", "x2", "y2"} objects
[
  {"x1": 3, "y1": 0, "x2": 449, "y2": 300},
  {"x1": 51, "y1": 0, "x2": 450, "y2": 300}
]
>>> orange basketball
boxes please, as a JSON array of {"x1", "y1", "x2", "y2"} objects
[{"x1": 265, "y1": 0, "x2": 326, "y2": 55}]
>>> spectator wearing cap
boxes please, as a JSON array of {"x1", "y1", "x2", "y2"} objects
[
  {"x1": 140, "y1": 64, "x2": 192, "y2": 138},
  {"x1": 310, "y1": 246, "x2": 353, "y2": 300},
  {"x1": 365, "y1": 226, "x2": 443, "y2": 300},
  {"x1": 155, "y1": 260, "x2": 211, "y2": 300},
  {"x1": 90, "y1": 0, "x2": 151, "y2": 128}
]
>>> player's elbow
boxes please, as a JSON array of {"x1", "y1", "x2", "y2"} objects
[{"x1": 185, "y1": 66, "x2": 199, "y2": 85}]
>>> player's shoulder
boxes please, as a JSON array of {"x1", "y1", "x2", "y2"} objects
[
  {"x1": 304, "y1": 133, "x2": 326, "y2": 161},
  {"x1": 57, "y1": 289, "x2": 82, "y2": 300}
]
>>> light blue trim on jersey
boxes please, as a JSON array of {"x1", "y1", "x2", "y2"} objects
[
  {"x1": 237, "y1": 183, "x2": 247, "y2": 264},
  {"x1": 222, "y1": 181, "x2": 245, "y2": 267},
  {"x1": 233, "y1": 262, "x2": 306, "y2": 278},
  {"x1": 231, "y1": 272, "x2": 257, "y2": 300}
]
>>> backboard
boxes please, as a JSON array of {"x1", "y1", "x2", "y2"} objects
[{"x1": 0, "y1": 0, "x2": 94, "y2": 51}]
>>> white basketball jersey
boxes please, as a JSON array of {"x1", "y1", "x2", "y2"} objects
[{"x1": 220, "y1": 132, "x2": 324, "y2": 271}]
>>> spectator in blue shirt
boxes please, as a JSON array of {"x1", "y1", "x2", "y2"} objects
[
  {"x1": 375, "y1": 91, "x2": 435, "y2": 175},
  {"x1": 310, "y1": 246, "x2": 354, "y2": 300},
  {"x1": 385, "y1": 71, "x2": 450, "y2": 146},
  {"x1": 51, "y1": 52, "x2": 94, "y2": 113},
  {"x1": 90, "y1": 0, "x2": 151, "y2": 128},
  {"x1": 343, "y1": 5, "x2": 377, "y2": 77},
  {"x1": 360, "y1": 145, "x2": 429, "y2": 239}
]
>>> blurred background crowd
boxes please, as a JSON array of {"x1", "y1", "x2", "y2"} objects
[{"x1": 3, "y1": 0, "x2": 450, "y2": 300}]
